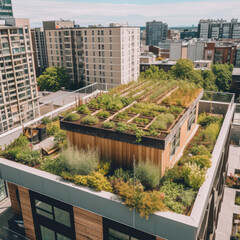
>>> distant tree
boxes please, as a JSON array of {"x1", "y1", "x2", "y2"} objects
[
  {"x1": 139, "y1": 66, "x2": 169, "y2": 81},
  {"x1": 171, "y1": 59, "x2": 195, "y2": 79},
  {"x1": 201, "y1": 70, "x2": 217, "y2": 91},
  {"x1": 211, "y1": 64, "x2": 233, "y2": 92},
  {"x1": 37, "y1": 67, "x2": 70, "y2": 92}
]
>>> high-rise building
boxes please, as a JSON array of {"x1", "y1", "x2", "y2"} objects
[
  {"x1": 235, "y1": 46, "x2": 240, "y2": 67},
  {"x1": 146, "y1": 20, "x2": 168, "y2": 46},
  {"x1": 198, "y1": 18, "x2": 240, "y2": 39},
  {"x1": 0, "y1": 0, "x2": 13, "y2": 20},
  {"x1": 44, "y1": 22, "x2": 140, "y2": 87},
  {"x1": 0, "y1": 19, "x2": 39, "y2": 134},
  {"x1": 31, "y1": 28, "x2": 48, "y2": 77}
]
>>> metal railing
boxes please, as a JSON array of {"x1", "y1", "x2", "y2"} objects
[
  {"x1": 0, "y1": 227, "x2": 29, "y2": 240},
  {"x1": 0, "y1": 82, "x2": 117, "y2": 136},
  {"x1": 202, "y1": 91, "x2": 235, "y2": 104}
]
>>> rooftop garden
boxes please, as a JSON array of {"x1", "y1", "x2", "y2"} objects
[
  {"x1": 61, "y1": 79, "x2": 203, "y2": 143},
  {"x1": 0, "y1": 113, "x2": 223, "y2": 219}
]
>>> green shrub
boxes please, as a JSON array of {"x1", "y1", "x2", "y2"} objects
[
  {"x1": 97, "y1": 111, "x2": 110, "y2": 118},
  {"x1": 102, "y1": 121, "x2": 115, "y2": 129},
  {"x1": 89, "y1": 98, "x2": 100, "y2": 109},
  {"x1": 98, "y1": 161, "x2": 111, "y2": 176},
  {"x1": 182, "y1": 162, "x2": 206, "y2": 190},
  {"x1": 113, "y1": 179, "x2": 165, "y2": 219},
  {"x1": 146, "y1": 129, "x2": 159, "y2": 137},
  {"x1": 235, "y1": 195, "x2": 240, "y2": 206},
  {"x1": 128, "y1": 124, "x2": 138, "y2": 132},
  {"x1": 161, "y1": 165, "x2": 183, "y2": 182},
  {"x1": 7, "y1": 147, "x2": 22, "y2": 159},
  {"x1": 190, "y1": 145, "x2": 212, "y2": 158},
  {"x1": 52, "y1": 116, "x2": 59, "y2": 122},
  {"x1": 135, "y1": 160, "x2": 161, "y2": 190},
  {"x1": 106, "y1": 99, "x2": 123, "y2": 111},
  {"x1": 115, "y1": 112, "x2": 129, "y2": 120},
  {"x1": 150, "y1": 113, "x2": 175, "y2": 130},
  {"x1": 201, "y1": 122, "x2": 220, "y2": 142},
  {"x1": 198, "y1": 113, "x2": 222, "y2": 127},
  {"x1": 82, "y1": 115, "x2": 99, "y2": 125},
  {"x1": 169, "y1": 106, "x2": 183, "y2": 114},
  {"x1": 41, "y1": 117, "x2": 52, "y2": 125},
  {"x1": 164, "y1": 113, "x2": 175, "y2": 123},
  {"x1": 74, "y1": 171, "x2": 112, "y2": 192},
  {"x1": 187, "y1": 155, "x2": 211, "y2": 169},
  {"x1": 46, "y1": 123, "x2": 60, "y2": 136},
  {"x1": 76, "y1": 104, "x2": 92, "y2": 114},
  {"x1": 12, "y1": 148, "x2": 41, "y2": 166},
  {"x1": 61, "y1": 171, "x2": 75, "y2": 182},
  {"x1": 134, "y1": 118, "x2": 149, "y2": 125},
  {"x1": 116, "y1": 122, "x2": 127, "y2": 132},
  {"x1": 41, "y1": 156, "x2": 67, "y2": 175},
  {"x1": 65, "y1": 113, "x2": 80, "y2": 121},
  {"x1": 54, "y1": 130, "x2": 67, "y2": 149},
  {"x1": 6, "y1": 134, "x2": 29, "y2": 149},
  {"x1": 160, "y1": 180, "x2": 196, "y2": 214},
  {"x1": 181, "y1": 188, "x2": 197, "y2": 208},
  {"x1": 110, "y1": 168, "x2": 132, "y2": 182},
  {"x1": 150, "y1": 117, "x2": 167, "y2": 130},
  {"x1": 135, "y1": 129, "x2": 146, "y2": 143},
  {"x1": 236, "y1": 233, "x2": 240, "y2": 239},
  {"x1": 59, "y1": 145, "x2": 99, "y2": 175}
]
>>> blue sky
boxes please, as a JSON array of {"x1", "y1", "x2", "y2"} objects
[{"x1": 12, "y1": 0, "x2": 240, "y2": 27}]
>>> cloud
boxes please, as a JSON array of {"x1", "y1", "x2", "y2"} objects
[{"x1": 12, "y1": 0, "x2": 240, "y2": 27}]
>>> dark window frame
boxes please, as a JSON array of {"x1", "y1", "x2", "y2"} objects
[
  {"x1": 103, "y1": 218, "x2": 156, "y2": 240},
  {"x1": 29, "y1": 190, "x2": 76, "y2": 240}
]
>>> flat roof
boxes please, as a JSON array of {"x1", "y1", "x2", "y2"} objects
[
  {"x1": 140, "y1": 60, "x2": 177, "y2": 65},
  {"x1": 39, "y1": 91, "x2": 87, "y2": 107},
  {"x1": 233, "y1": 68, "x2": 240, "y2": 76}
]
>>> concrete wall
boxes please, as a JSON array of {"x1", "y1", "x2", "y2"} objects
[{"x1": 170, "y1": 42, "x2": 182, "y2": 60}]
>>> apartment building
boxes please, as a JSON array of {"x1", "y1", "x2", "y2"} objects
[
  {"x1": 44, "y1": 23, "x2": 140, "y2": 87},
  {"x1": 0, "y1": 19, "x2": 39, "y2": 134},
  {"x1": 31, "y1": 28, "x2": 48, "y2": 77},
  {"x1": 0, "y1": 0, "x2": 13, "y2": 20},
  {"x1": 198, "y1": 18, "x2": 240, "y2": 39},
  {"x1": 146, "y1": 20, "x2": 168, "y2": 46}
]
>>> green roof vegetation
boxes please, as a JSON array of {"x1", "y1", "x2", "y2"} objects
[
  {"x1": 1, "y1": 113, "x2": 223, "y2": 219},
  {"x1": 63, "y1": 76, "x2": 203, "y2": 143}
]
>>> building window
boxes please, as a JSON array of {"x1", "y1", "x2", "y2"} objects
[
  {"x1": 103, "y1": 218, "x2": 155, "y2": 240},
  {"x1": 0, "y1": 179, "x2": 7, "y2": 202},
  {"x1": 187, "y1": 107, "x2": 196, "y2": 132},
  {"x1": 170, "y1": 129, "x2": 181, "y2": 159},
  {"x1": 30, "y1": 191, "x2": 75, "y2": 240}
]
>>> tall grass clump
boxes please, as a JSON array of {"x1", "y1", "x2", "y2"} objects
[
  {"x1": 135, "y1": 160, "x2": 161, "y2": 190},
  {"x1": 60, "y1": 145, "x2": 100, "y2": 175}
]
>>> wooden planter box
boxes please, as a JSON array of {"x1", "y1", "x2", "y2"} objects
[{"x1": 60, "y1": 120, "x2": 165, "y2": 149}]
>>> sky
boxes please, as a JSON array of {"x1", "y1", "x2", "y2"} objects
[{"x1": 12, "y1": 0, "x2": 240, "y2": 28}]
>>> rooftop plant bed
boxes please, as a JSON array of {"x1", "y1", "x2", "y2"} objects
[
  {"x1": 1, "y1": 113, "x2": 223, "y2": 219},
  {"x1": 60, "y1": 79, "x2": 202, "y2": 144}
]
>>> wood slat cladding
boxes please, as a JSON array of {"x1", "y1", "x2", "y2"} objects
[
  {"x1": 156, "y1": 237, "x2": 167, "y2": 240},
  {"x1": 67, "y1": 131, "x2": 163, "y2": 172},
  {"x1": 73, "y1": 207, "x2": 103, "y2": 240},
  {"x1": 18, "y1": 186, "x2": 36, "y2": 240},
  {"x1": 7, "y1": 182, "x2": 21, "y2": 216}
]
